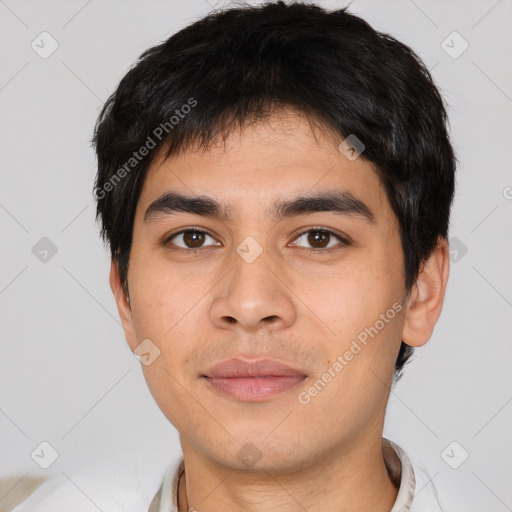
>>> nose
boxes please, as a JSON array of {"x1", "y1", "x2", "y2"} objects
[{"x1": 209, "y1": 246, "x2": 296, "y2": 333}]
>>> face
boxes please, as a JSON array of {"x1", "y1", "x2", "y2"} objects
[{"x1": 116, "y1": 110, "x2": 410, "y2": 472}]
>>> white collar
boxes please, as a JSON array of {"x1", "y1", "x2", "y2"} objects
[{"x1": 149, "y1": 438, "x2": 440, "y2": 512}]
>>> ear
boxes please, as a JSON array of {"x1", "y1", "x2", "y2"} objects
[
  {"x1": 110, "y1": 260, "x2": 138, "y2": 351},
  {"x1": 402, "y1": 237, "x2": 450, "y2": 347}
]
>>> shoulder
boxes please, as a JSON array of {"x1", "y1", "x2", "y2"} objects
[
  {"x1": 410, "y1": 464, "x2": 445, "y2": 512},
  {"x1": 385, "y1": 438, "x2": 446, "y2": 512},
  {"x1": 11, "y1": 453, "x2": 176, "y2": 512}
]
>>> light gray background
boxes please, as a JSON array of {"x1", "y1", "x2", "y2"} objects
[{"x1": 1, "y1": 0, "x2": 511, "y2": 510}]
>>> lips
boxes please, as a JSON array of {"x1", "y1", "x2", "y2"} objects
[
  {"x1": 202, "y1": 358, "x2": 307, "y2": 402},
  {"x1": 204, "y1": 357, "x2": 306, "y2": 378}
]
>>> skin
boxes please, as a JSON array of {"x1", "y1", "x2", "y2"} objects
[{"x1": 110, "y1": 109, "x2": 450, "y2": 512}]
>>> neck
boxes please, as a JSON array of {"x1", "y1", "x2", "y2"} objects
[{"x1": 177, "y1": 436, "x2": 398, "y2": 512}]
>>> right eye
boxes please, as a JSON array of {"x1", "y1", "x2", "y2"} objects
[{"x1": 164, "y1": 229, "x2": 221, "y2": 251}]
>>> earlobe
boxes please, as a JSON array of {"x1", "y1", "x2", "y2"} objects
[
  {"x1": 109, "y1": 260, "x2": 138, "y2": 350},
  {"x1": 402, "y1": 237, "x2": 450, "y2": 347}
]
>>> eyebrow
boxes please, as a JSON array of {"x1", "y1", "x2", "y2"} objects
[{"x1": 144, "y1": 190, "x2": 375, "y2": 224}]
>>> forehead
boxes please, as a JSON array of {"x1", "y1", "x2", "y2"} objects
[{"x1": 135, "y1": 111, "x2": 391, "y2": 223}]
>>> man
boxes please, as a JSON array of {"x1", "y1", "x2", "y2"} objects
[{"x1": 14, "y1": 1, "x2": 454, "y2": 510}]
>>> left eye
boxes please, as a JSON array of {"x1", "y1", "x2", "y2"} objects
[
  {"x1": 291, "y1": 229, "x2": 346, "y2": 250},
  {"x1": 167, "y1": 230, "x2": 219, "y2": 249}
]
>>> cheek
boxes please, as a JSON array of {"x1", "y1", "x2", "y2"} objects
[
  {"x1": 127, "y1": 251, "x2": 201, "y2": 340},
  {"x1": 133, "y1": 309, "x2": 206, "y2": 430},
  {"x1": 296, "y1": 262, "x2": 391, "y2": 340},
  {"x1": 139, "y1": 356, "x2": 193, "y2": 435},
  {"x1": 304, "y1": 256, "x2": 405, "y2": 383},
  {"x1": 127, "y1": 251, "x2": 211, "y2": 368}
]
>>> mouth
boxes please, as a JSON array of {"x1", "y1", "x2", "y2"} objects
[{"x1": 202, "y1": 358, "x2": 307, "y2": 402}]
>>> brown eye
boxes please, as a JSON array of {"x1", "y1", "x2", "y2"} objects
[
  {"x1": 307, "y1": 231, "x2": 330, "y2": 249},
  {"x1": 167, "y1": 230, "x2": 218, "y2": 249},
  {"x1": 292, "y1": 229, "x2": 348, "y2": 251},
  {"x1": 182, "y1": 231, "x2": 206, "y2": 248}
]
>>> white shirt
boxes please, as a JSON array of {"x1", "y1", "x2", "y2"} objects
[{"x1": 12, "y1": 439, "x2": 444, "y2": 512}]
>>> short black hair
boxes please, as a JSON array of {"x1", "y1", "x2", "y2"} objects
[{"x1": 93, "y1": 0, "x2": 456, "y2": 378}]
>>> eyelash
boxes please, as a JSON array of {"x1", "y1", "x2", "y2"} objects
[{"x1": 162, "y1": 227, "x2": 350, "y2": 255}]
